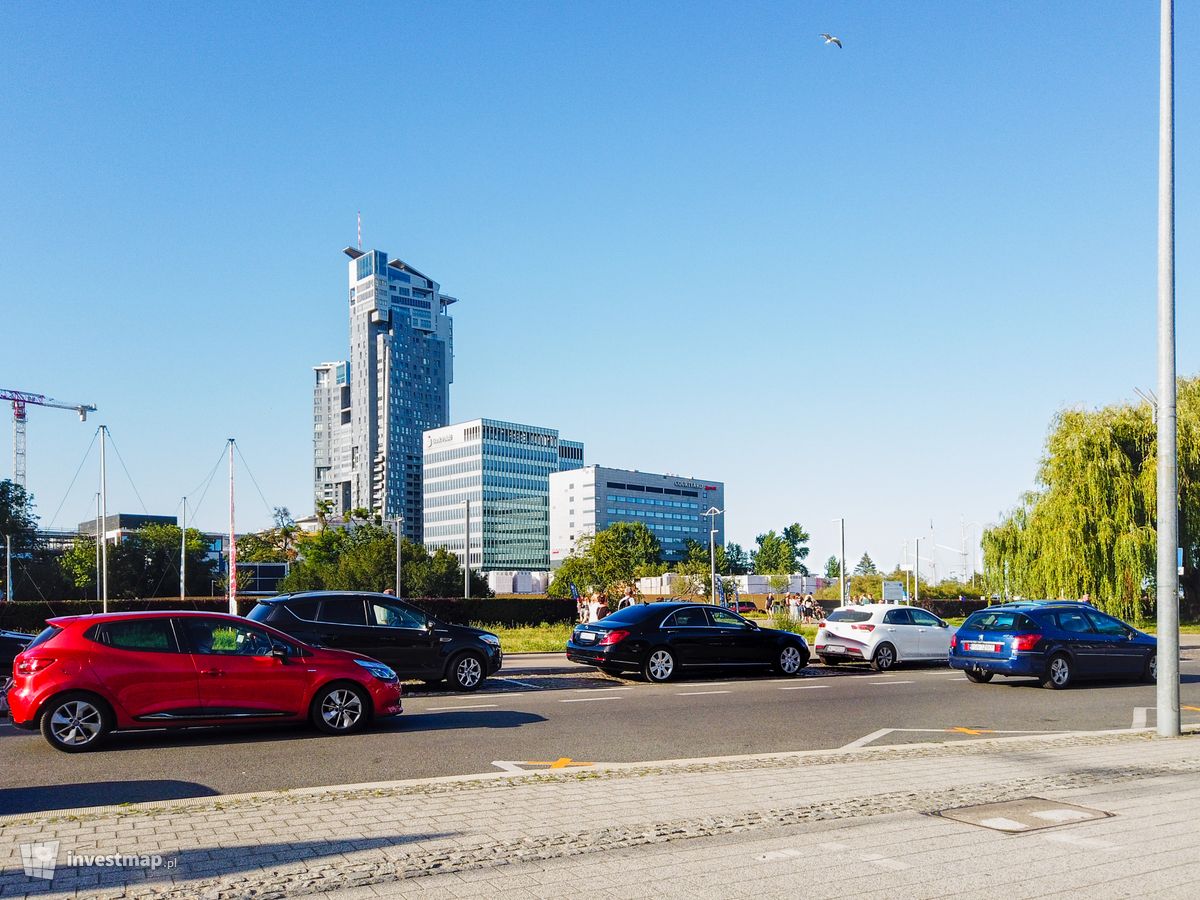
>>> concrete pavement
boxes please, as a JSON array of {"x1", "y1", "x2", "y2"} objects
[{"x1": 2, "y1": 726, "x2": 1198, "y2": 899}]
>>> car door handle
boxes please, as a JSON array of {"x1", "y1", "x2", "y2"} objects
[{"x1": 200, "y1": 668, "x2": 225, "y2": 677}]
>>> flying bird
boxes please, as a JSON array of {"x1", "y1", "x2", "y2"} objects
[{"x1": 820, "y1": 33, "x2": 843, "y2": 48}]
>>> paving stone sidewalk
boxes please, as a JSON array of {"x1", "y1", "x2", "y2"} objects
[{"x1": 1, "y1": 728, "x2": 1197, "y2": 900}]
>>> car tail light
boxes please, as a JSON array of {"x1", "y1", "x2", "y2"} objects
[
  {"x1": 817, "y1": 620, "x2": 826, "y2": 628},
  {"x1": 950, "y1": 634, "x2": 958, "y2": 650},
  {"x1": 16, "y1": 657, "x2": 56, "y2": 675},
  {"x1": 598, "y1": 629, "x2": 629, "y2": 646},
  {"x1": 1011, "y1": 633, "x2": 1041, "y2": 652},
  {"x1": 850, "y1": 624, "x2": 876, "y2": 632}
]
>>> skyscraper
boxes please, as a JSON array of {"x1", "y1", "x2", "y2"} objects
[{"x1": 313, "y1": 247, "x2": 457, "y2": 542}]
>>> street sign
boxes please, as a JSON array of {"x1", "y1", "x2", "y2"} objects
[{"x1": 882, "y1": 580, "x2": 905, "y2": 602}]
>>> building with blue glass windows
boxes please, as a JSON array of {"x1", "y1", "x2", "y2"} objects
[
  {"x1": 312, "y1": 247, "x2": 457, "y2": 542},
  {"x1": 548, "y1": 466, "x2": 725, "y2": 568},
  {"x1": 422, "y1": 419, "x2": 584, "y2": 571}
]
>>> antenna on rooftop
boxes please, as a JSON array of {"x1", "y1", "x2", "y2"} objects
[{"x1": 357, "y1": 211, "x2": 362, "y2": 250}]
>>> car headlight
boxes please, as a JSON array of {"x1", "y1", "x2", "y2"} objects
[
  {"x1": 479, "y1": 633, "x2": 501, "y2": 647},
  {"x1": 354, "y1": 658, "x2": 398, "y2": 681}
]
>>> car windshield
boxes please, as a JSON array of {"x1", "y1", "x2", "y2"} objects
[{"x1": 827, "y1": 609, "x2": 873, "y2": 623}]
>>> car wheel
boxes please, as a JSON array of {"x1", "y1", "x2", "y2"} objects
[
  {"x1": 964, "y1": 667, "x2": 994, "y2": 684},
  {"x1": 870, "y1": 643, "x2": 897, "y2": 672},
  {"x1": 775, "y1": 644, "x2": 807, "y2": 676},
  {"x1": 1143, "y1": 652, "x2": 1157, "y2": 684},
  {"x1": 311, "y1": 682, "x2": 369, "y2": 735},
  {"x1": 1044, "y1": 653, "x2": 1073, "y2": 690},
  {"x1": 642, "y1": 647, "x2": 676, "y2": 683},
  {"x1": 448, "y1": 652, "x2": 486, "y2": 691},
  {"x1": 40, "y1": 692, "x2": 112, "y2": 753}
]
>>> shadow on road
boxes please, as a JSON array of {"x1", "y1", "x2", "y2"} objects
[
  {"x1": 395, "y1": 710, "x2": 547, "y2": 731},
  {"x1": 0, "y1": 834, "x2": 453, "y2": 888},
  {"x1": 0, "y1": 779, "x2": 220, "y2": 815}
]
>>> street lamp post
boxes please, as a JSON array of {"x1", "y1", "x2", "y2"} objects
[
  {"x1": 394, "y1": 517, "x2": 404, "y2": 598},
  {"x1": 703, "y1": 507, "x2": 723, "y2": 606},
  {"x1": 832, "y1": 518, "x2": 846, "y2": 604}
]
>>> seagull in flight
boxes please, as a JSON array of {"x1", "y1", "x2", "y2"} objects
[{"x1": 820, "y1": 33, "x2": 843, "y2": 48}]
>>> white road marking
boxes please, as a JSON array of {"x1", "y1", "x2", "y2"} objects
[
  {"x1": 426, "y1": 704, "x2": 498, "y2": 711},
  {"x1": 576, "y1": 687, "x2": 633, "y2": 692},
  {"x1": 678, "y1": 690, "x2": 732, "y2": 696},
  {"x1": 868, "y1": 680, "x2": 914, "y2": 685},
  {"x1": 492, "y1": 678, "x2": 542, "y2": 689},
  {"x1": 560, "y1": 696, "x2": 623, "y2": 703},
  {"x1": 1132, "y1": 706, "x2": 1151, "y2": 729},
  {"x1": 839, "y1": 728, "x2": 895, "y2": 750},
  {"x1": 779, "y1": 685, "x2": 830, "y2": 690}
]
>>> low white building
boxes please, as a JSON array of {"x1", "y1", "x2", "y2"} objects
[
  {"x1": 634, "y1": 573, "x2": 829, "y2": 596},
  {"x1": 486, "y1": 570, "x2": 550, "y2": 595}
]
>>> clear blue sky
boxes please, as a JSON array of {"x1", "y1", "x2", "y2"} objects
[{"x1": 1, "y1": 1, "x2": 1195, "y2": 579}]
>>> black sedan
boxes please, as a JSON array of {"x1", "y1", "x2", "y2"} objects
[
  {"x1": 566, "y1": 602, "x2": 809, "y2": 682},
  {"x1": 247, "y1": 591, "x2": 503, "y2": 691}
]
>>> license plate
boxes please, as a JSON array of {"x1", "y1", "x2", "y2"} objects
[
  {"x1": 967, "y1": 642, "x2": 1001, "y2": 653},
  {"x1": 578, "y1": 631, "x2": 598, "y2": 644},
  {"x1": 825, "y1": 644, "x2": 845, "y2": 653}
]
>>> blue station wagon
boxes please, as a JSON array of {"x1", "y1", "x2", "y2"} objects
[{"x1": 948, "y1": 601, "x2": 1156, "y2": 689}]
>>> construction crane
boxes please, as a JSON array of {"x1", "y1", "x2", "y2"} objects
[{"x1": 1, "y1": 389, "x2": 97, "y2": 488}]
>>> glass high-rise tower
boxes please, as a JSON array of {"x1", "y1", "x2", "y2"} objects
[{"x1": 313, "y1": 247, "x2": 457, "y2": 542}]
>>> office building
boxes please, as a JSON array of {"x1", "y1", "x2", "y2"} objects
[
  {"x1": 549, "y1": 466, "x2": 725, "y2": 567},
  {"x1": 423, "y1": 419, "x2": 584, "y2": 571},
  {"x1": 313, "y1": 247, "x2": 458, "y2": 542}
]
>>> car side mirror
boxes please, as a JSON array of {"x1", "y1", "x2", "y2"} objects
[
  {"x1": 270, "y1": 645, "x2": 288, "y2": 661},
  {"x1": 940, "y1": 621, "x2": 949, "y2": 628},
  {"x1": 748, "y1": 621, "x2": 760, "y2": 631}
]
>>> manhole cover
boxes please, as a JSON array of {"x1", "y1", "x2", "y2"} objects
[{"x1": 934, "y1": 797, "x2": 1112, "y2": 833}]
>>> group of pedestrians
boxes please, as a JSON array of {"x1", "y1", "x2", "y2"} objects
[
  {"x1": 577, "y1": 586, "x2": 642, "y2": 623},
  {"x1": 766, "y1": 593, "x2": 820, "y2": 623}
]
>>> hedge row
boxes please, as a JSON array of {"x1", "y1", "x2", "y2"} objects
[{"x1": 0, "y1": 596, "x2": 576, "y2": 634}]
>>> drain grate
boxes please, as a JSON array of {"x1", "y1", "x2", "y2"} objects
[{"x1": 933, "y1": 797, "x2": 1113, "y2": 833}]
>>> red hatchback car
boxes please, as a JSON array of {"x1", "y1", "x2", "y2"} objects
[{"x1": 7, "y1": 611, "x2": 402, "y2": 752}]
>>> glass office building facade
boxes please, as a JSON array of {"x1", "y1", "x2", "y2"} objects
[
  {"x1": 312, "y1": 247, "x2": 458, "y2": 542},
  {"x1": 423, "y1": 419, "x2": 584, "y2": 571}
]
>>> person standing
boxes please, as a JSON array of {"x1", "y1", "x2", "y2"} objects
[{"x1": 617, "y1": 586, "x2": 637, "y2": 610}]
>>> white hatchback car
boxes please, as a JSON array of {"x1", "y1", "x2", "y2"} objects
[{"x1": 814, "y1": 604, "x2": 952, "y2": 671}]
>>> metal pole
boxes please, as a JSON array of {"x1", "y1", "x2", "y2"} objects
[
  {"x1": 100, "y1": 425, "x2": 108, "y2": 612},
  {"x1": 228, "y1": 439, "x2": 237, "y2": 615},
  {"x1": 839, "y1": 518, "x2": 846, "y2": 604},
  {"x1": 915, "y1": 537, "x2": 921, "y2": 604},
  {"x1": 180, "y1": 496, "x2": 187, "y2": 602},
  {"x1": 709, "y1": 521, "x2": 717, "y2": 606},
  {"x1": 1156, "y1": 0, "x2": 1179, "y2": 738},
  {"x1": 95, "y1": 493, "x2": 101, "y2": 603},
  {"x1": 5, "y1": 533, "x2": 11, "y2": 602},
  {"x1": 464, "y1": 498, "x2": 470, "y2": 599},
  {"x1": 394, "y1": 517, "x2": 403, "y2": 597}
]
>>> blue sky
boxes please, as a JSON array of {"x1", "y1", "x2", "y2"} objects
[{"x1": 1, "y1": 1, "x2": 1195, "y2": 579}]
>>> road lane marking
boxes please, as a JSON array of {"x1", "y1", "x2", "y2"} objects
[
  {"x1": 677, "y1": 690, "x2": 731, "y2": 696},
  {"x1": 840, "y1": 728, "x2": 895, "y2": 749},
  {"x1": 575, "y1": 687, "x2": 633, "y2": 692},
  {"x1": 868, "y1": 680, "x2": 914, "y2": 685},
  {"x1": 524, "y1": 757, "x2": 593, "y2": 769},
  {"x1": 779, "y1": 685, "x2": 830, "y2": 690},
  {"x1": 1132, "y1": 707, "x2": 1151, "y2": 729},
  {"x1": 426, "y1": 704, "x2": 498, "y2": 711},
  {"x1": 492, "y1": 678, "x2": 542, "y2": 689},
  {"x1": 948, "y1": 727, "x2": 995, "y2": 735},
  {"x1": 560, "y1": 696, "x2": 623, "y2": 703}
]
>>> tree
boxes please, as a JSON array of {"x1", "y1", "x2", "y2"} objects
[
  {"x1": 982, "y1": 378, "x2": 1200, "y2": 620},
  {"x1": 548, "y1": 522, "x2": 662, "y2": 598},
  {"x1": 782, "y1": 523, "x2": 812, "y2": 576},
  {"x1": 724, "y1": 542, "x2": 751, "y2": 575},
  {"x1": 753, "y1": 531, "x2": 794, "y2": 574},
  {"x1": 854, "y1": 552, "x2": 878, "y2": 576},
  {"x1": 824, "y1": 555, "x2": 841, "y2": 580}
]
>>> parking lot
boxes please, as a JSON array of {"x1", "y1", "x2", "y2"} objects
[{"x1": 4, "y1": 648, "x2": 1199, "y2": 816}]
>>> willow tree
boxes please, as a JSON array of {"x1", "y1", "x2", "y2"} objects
[{"x1": 983, "y1": 377, "x2": 1200, "y2": 621}]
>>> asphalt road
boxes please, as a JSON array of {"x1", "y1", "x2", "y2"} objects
[{"x1": 3, "y1": 651, "x2": 1199, "y2": 815}]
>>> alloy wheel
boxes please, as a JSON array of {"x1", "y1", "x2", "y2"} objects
[
  {"x1": 1049, "y1": 656, "x2": 1071, "y2": 687},
  {"x1": 648, "y1": 650, "x2": 674, "y2": 681},
  {"x1": 49, "y1": 700, "x2": 103, "y2": 747},
  {"x1": 321, "y1": 689, "x2": 364, "y2": 731},
  {"x1": 456, "y1": 656, "x2": 483, "y2": 689},
  {"x1": 779, "y1": 646, "x2": 803, "y2": 674}
]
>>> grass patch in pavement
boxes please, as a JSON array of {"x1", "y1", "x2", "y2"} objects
[{"x1": 473, "y1": 621, "x2": 576, "y2": 653}]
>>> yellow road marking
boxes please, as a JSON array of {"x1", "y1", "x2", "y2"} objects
[
  {"x1": 948, "y1": 727, "x2": 996, "y2": 736},
  {"x1": 524, "y1": 757, "x2": 593, "y2": 769},
  {"x1": 1182, "y1": 706, "x2": 1200, "y2": 713}
]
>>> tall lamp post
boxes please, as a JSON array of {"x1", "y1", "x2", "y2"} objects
[
  {"x1": 703, "y1": 507, "x2": 723, "y2": 605},
  {"x1": 393, "y1": 516, "x2": 404, "y2": 598},
  {"x1": 832, "y1": 518, "x2": 846, "y2": 604},
  {"x1": 1156, "y1": 0, "x2": 1179, "y2": 738}
]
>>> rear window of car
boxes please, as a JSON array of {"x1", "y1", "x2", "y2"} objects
[
  {"x1": 1053, "y1": 610, "x2": 1095, "y2": 633},
  {"x1": 91, "y1": 619, "x2": 179, "y2": 652},
  {"x1": 317, "y1": 598, "x2": 367, "y2": 625},
  {"x1": 602, "y1": 605, "x2": 657, "y2": 624},
  {"x1": 963, "y1": 611, "x2": 1040, "y2": 633},
  {"x1": 827, "y1": 609, "x2": 874, "y2": 623},
  {"x1": 25, "y1": 625, "x2": 62, "y2": 650},
  {"x1": 246, "y1": 603, "x2": 273, "y2": 622}
]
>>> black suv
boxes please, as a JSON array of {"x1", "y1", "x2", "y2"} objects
[{"x1": 247, "y1": 592, "x2": 502, "y2": 691}]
